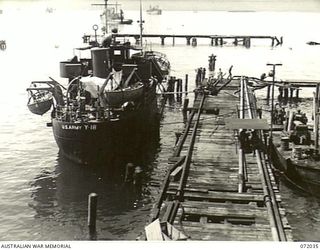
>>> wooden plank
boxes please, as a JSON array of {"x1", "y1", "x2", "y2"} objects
[
  {"x1": 145, "y1": 219, "x2": 164, "y2": 241},
  {"x1": 170, "y1": 166, "x2": 183, "y2": 181},
  {"x1": 181, "y1": 200, "x2": 266, "y2": 211},
  {"x1": 181, "y1": 205, "x2": 268, "y2": 220},
  {"x1": 179, "y1": 226, "x2": 273, "y2": 241},
  {"x1": 168, "y1": 182, "x2": 238, "y2": 192},
  {"x1": 166, "y1": 190, "x2": 265, "y2": 203},
  {"x1": 181, "y1": 221, "x2": 272, "y2": 231}
]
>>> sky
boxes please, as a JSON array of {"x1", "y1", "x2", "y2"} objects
[{"x1": 1, "y1": 0, "x2": 320, "y2": 12}]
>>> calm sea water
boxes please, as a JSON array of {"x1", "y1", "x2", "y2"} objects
[{"x1": 0, "y1": 0, "x2": 320, "y2": 241}]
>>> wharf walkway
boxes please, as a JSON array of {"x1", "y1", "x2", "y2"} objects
[
  {"x1": 113, "y1": 33, "x2": 283, "y2": 47},
  {"x1": 146, "y1": 77, "x2": 292, "y2": 241}
]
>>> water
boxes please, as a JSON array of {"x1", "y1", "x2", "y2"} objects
[{"x1": 0, "y1": 0, "x2": 320, "y2": 241}]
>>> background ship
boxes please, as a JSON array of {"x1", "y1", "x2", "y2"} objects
[{"x1": 146, "y1": 5, "x2": 162, "y2": 15}]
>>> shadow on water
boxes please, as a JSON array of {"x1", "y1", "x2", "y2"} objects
[
  {"x1": 280, "y1": 181, "x2": 320, "y2": 241},
  {"x1": 29, "y1": 126, "x2": 161, "y2": 240}
]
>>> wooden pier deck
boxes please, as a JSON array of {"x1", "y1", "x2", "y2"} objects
[{"x1": 146, "y1": 77, "x2": 292, "y2": 241}]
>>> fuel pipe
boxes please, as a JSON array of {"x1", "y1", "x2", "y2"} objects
[
  {"x1": 151, "y1": 92, "x2": 206, "y2": 224},
  {"x1": 166, "y1": 91, "x2": 206, "y2": 224},
  {"x1": 243, "y1": 78, "x2": 287, "y2": 241}
]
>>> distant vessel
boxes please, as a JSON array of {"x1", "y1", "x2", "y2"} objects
[
  {"x1": 27, "y1": 31, "x2": 170, "y2": 165},
  {"x1": 95, "y1": 1, "x2": 133, "y2": 31},
  {"x1": 307, "y1": 41, "x2": 320, "y2": 46},
  {"x1": 45, "y1": 7, "x2": 54, "y2": 13},
  {"x1": 100, "y1": 6, "x2": 133, "y2": 25},
  {"x1": 146, "y1": 5, "x2": 162, "y2": 15}
]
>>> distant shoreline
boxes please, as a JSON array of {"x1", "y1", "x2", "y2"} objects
[
  {"x1": 1, "y1": 0, "x2": 320, "y2": 12},
  {"x1": 120, "y1": 0, "x2": 320, "y2": 12}
]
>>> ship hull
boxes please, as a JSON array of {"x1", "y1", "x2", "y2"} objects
[
  {"x1": 270, "y1": 141, "x2": 320, "y2": 196},
  {"x1": 52, "y1": 94, "x2": 159, "y2": 165}
]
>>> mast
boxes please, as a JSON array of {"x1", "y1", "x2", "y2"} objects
[
  {"x1": 104, "y1": 0, "x2": 108, "y2": 34},
  {"x1": 115, "y1": 2, "x2": 119, "y2": 14},
  {"x1": 92, "y1": 0, "x2": 121, "y2": 34},
  {"x1": 139, "y1": 0, "x2": 143, "y2": 47}
]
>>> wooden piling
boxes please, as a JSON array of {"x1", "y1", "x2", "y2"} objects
[
  {"x1": 244, "y1": 38, "x2": 251, "y2": 48},
  {"x1": 185, "y1": 74, "x2": 189, "y2": 96},
  {"x1": 192, "y1": 37, "x2": 197, "y2": 46},
  {"x1": 168, "y1": 77, "x2": 175, "y2": 92},
  {"x1": 125, "y1": 163, "x2": 135, "y2": 183},
  {"x1": 287, "y1": 111, "x2": 294, "y2": 132},
  {"x1": 133, "y1": 166, "x2": 143, "y2": 189},
  {"x1": 160, "y1": 36, "x2": 165, "y2": 45},
  {"x1": 284, "y1": 111, "x2": 290, "y2": 131},
  {"x1": 134, "y1": 36, "x2": 140, "y2": 45},
  {"x1": 176, "y1": 79, "x2": 182, "y2": 102},
  {"x1": 283, "y1": 86, "x2": 288, "y2": 100},
  {"x1": 215, "y1": 38, "x2": 219, "y2": 46},
  {"x1": 234, "y1": 38, "x2": 238, "y2": 46},
  {"x1": 267, "y1": 85, "x2": 271, "y2": 102},
  {"x1": 289, "y1": 88, "x2": 294, "y2": 99},
  {"x1": 182, "y1": 98, "x2": 189, "y2": 123},
  {"x1": 186, "y1": 37, "x2": 191, "y2": 45},
  {"x1": 175, "y1": 79, "x2": 180, "y2": 94},
  {"x1": 179, "y1": 79, "x2": 183, "y2": 101},
  {"x1": 195, "y1": 68, "x2": 201, "y2": 87},
  {"x1": 88, "y1": 193, "x2": 98, "y2": 236}
]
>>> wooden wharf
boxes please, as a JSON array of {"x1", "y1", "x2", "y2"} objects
[
  {"x1": 146, "y1": 76, "x2": 292, "y2": 241},
  {"x1": 113, "y1": 33, "x2": 283, "y2": 47}
]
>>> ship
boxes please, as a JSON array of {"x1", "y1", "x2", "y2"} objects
[
  {"x1": 269, "y1": 90, "x2": 320, "y2": 196},
  {"x1": 95, "y1": 1, "x2": 133, "y2": 29},
  {"x1": 27, "y1": 33, "x2": 170, "y2": 165},
  {"x1": 146, "y1": 6, "x2": 162, "y2": 15},
  {"x1": 100, "y1": 7, "x2": 133, "y2": 25}
]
